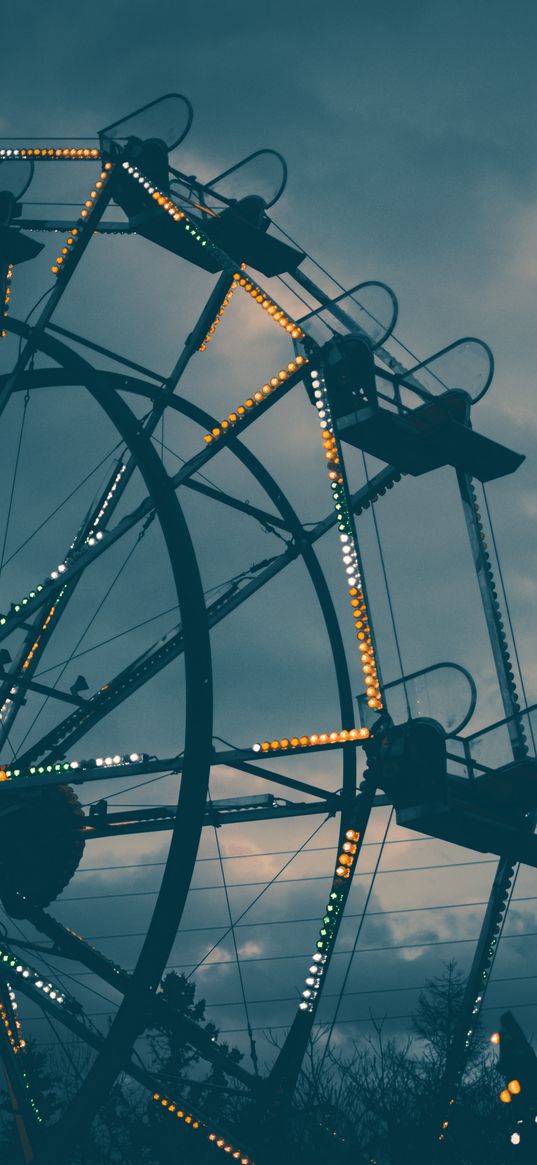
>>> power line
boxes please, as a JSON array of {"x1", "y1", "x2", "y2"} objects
[
  {"x1": 214, "y1": 824, "x2": 259, "y2": 1075},
  {"x1": 23, "y1": 996, "x2": 537, "y2": 1040},
  {"x1": 72, "y1": 852, "x2": 498, "y2": 875},
  {"x1": 34, "y1": 926, "x2": 537, "y2": 963},
  {"x1": 59, "y1": 882, "x2": 537, "y2": 908}
]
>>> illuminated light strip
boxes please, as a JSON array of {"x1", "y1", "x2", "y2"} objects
[
  {"x1": 0, "y1": 751, "x2": 146, "y2": 783},
  {"x1": 0, "y1": 147, "x2": 100, "y2": 160},
  {"x1": 0, "y1": 585, "x2": 68, "y2": 725},
  {"x1": 310, "y1": 365, "x2": 383, "y2": 712},
  {"x1": 199, "y1": 274, "x2": 239, "y2": 351},
  {"x1": 0, "y1": 947, "x2": 67, "y2": 1009},
  {"x1": 252, "y1": 727, "x2": 369, "y2": 753},
  {"x1": 1, "y1": 264, "x2": 13, "y2": 338},
  {"x1": 298, "y1": 825, "x2": 362, "y2": 1014},
  {"x1": 153, "y1": 1092, "x2": 252, "y2": 1164},
  {"x1": 85, "y1": 463, "x2": 127, "y2": 538},
  {"x1": 0, "y1": 992, "x2": 25, "y2": 1052},
  {"x1": 120, "y1": 162, "x2": 302, "y2": 343},
  {"x1": 120, "y1": 161, "x2": 225, "y2": 267},
  {"x1": 235, "y1": 273, "x2": 304, "y2": 340},
  {"x1": 0, "y1": 980, "x2": 44, "y2": 1122},
  {"x1": 203, "y1": 356, "x2": 307, "y2": 445},
  {"x1": 51, "y1": 162, "x2": 113, "y2": 275},
  {"x1": 0, "y1": 465, "x2": 129, "y2": 723}
]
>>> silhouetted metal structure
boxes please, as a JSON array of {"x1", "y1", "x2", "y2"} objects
[{"x1": 0, "y1": 94, "x2": 534, "y2": 1164}]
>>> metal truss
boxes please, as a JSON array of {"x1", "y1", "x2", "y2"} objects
[{"x1": 0, "y1": 105, "x2": 531, "y2": 1165}]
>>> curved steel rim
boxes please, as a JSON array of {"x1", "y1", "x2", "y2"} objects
[
  {"x1": 2, "y1": 356, "x2": 358, "y2": 816},
  {"x1": 2, "y1": 326, "x2": 366, "y2": 1149},
  {"x1": 2, "y1": 319, "x2": 212, "y2": 1162}
]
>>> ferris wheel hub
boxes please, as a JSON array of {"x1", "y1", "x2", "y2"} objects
[{"x1": 0, "y1": 783, "x2": 85, "y2": 915}]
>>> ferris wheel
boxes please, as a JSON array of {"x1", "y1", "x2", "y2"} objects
[{"x1": 0, "y1": 94, "x2": 535, "y2": 1164}]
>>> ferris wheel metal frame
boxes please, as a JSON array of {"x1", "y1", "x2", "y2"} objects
[{"x1": 0, "y1": 94, "x2": 534, "y2": 1164}]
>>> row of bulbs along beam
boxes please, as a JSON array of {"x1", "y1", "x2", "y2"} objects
[{"x1": 1, "y1": 945, "x2": 253, "y2": 1158}]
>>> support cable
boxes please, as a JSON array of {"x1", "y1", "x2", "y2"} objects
[
  {"x1": 13, "y1": 525, "x2": 146, "y2": 755},
  {"x1": 0, "y1": 388, "x2": 30, "y2": 576},
  {"x1": 362, "y1": 452, "x2": 411, "y2": 718},
  {"x1": 213, "y1": 825, "x2": 259, "y2": 1077},
  {"x1": 186, "y1": 816, "x2": 331, "y2": 980},
  {"x1": 310, "y1": 807, "x2": 394, "y2": 1098},
  {"x1": 2, "y1": 438, "x2": 124, "y2": 572}
]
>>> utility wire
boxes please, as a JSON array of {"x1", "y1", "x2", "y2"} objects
[
  {"x1": 214, "y1": 824, "x2": 259, "y2": 1076},
  {"x1": 71, "y1": 852, "x2": 499, "y2": 876},
  {"x1": 50, "y1": 927, "x2": 537, "y2": 966},
  {"x1": 54, "y1": 891, "x2": 537, "y2": 920},
  {"x1": 26, "y1": 994, "x2": 537, "y2": 1045},
  {"x1": 186, "y1": 817, "x2": 331, "y2": 980}
]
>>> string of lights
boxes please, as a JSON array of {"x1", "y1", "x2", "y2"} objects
[
  {"x1": 0, "y1": 147, "x2": 100, "y2": 159},
  {"x1": 51, "y1": 162, "x2": 114, "y2": 276},
  {"x1": 203, "y1": 357, "x2": 307, "y2": 445},
  {"x1": 1, "y1": 264, "x2": 13, "y2": 338}
]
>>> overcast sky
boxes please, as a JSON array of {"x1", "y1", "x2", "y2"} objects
[{"x1": 1, "y1": 0, "x2": 537, "y2": 1107}]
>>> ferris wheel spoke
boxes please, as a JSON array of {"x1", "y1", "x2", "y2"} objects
[
  {"x1": 0, "y1": 967, "x2": 44, "y2": 1154},
  {"x1": 0, "y1": 455, "x2": 130, "y2": 748},
  {"x1": 0, "y1": 168, "x2": 116, "y2": 425},
  {"x1": 0, "y1": 925, "x2": 257, "y2": 1091},
  {"x1": 0, "y1": 734, "x2": 370, "y2": 802},
  {"x1": 2, "y1": 941, "x2": 255, "y2": 1161},
  {"x1": 10, "y1": 464, "x2": 389, "y2": 771},
  {"x1": 0, "y1": 363, "x2": 302, "y2": 649}
]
